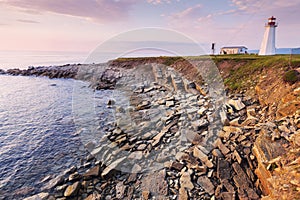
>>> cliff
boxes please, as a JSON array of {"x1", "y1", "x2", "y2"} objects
[{"x1": 2, "y1": 54, "x2": 300, "y2": 199}]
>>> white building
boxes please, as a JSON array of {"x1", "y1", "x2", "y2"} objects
[
  {"x1": 259, "y1": 16, "x2": 278, "y2": 55},
  {"x1": 220, "y1": 46, "x2": 248, "y2": 55}
]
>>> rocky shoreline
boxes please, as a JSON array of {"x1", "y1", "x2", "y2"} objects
[{"x1": 1, "y1": 59, "x2": 299, "y2": 200}]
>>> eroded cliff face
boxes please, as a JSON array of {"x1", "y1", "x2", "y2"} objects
[
  {"x1": 2, "y1": 56, "x2": 299, "y2": 199},
  {"x1": 108, "y1": 56, "x2": 300, "y2": 199}
]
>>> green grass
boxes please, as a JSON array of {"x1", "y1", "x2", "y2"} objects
[
  {"x1": 217, "y1": 54, "x2": 300, "y2": 91},
  {"x1": 113, "y1": 54, "x2": 300, "y2": 91},
  {"x1": 283, "y1": 70, "x2": 299, "y2": 84}
]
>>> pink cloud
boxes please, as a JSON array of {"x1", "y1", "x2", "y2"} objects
[
  {"x1": 171, "y1": 4, "x2": 202, "y2": 19},
  {"x1": 0, "y1": 0, "x2": 137, "y2": 23},
  {"x1": 147, "y1": 0, "x2": 179, "y2": 5}
]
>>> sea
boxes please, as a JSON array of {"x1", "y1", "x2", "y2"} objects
[
  {"x1": 0, "y1": 51, "x2": 89, "y2": 70},
  {"x1": 0, "y1": 51, "x2": 115, "y2": 199}
]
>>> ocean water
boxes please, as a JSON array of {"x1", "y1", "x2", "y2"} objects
[
  {"x1": 0, "y1": 75, "x2": 114, "y2": 199},
  {"x1": 0, "y1": 51, "x2": 89, "y2": 70}
]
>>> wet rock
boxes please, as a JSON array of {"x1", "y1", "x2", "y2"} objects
[
  {"x1": 68, "y1": 172, "x2": 81, "y2": 181},
  {"x1": 64, "y1": 181, "x2": 80, "y2": 197},
  {"x1": 128, "y1": 151, "x2": 143, "y2": 160},
  {"x1": 43, "y1": 175, "x2": 64, "y2": 190},
  {"x1": 137, "y1": 143, "x2": 147, "y2": 151},
  {"x1": 132, "y1": 164, "x2": 142, "y2": 173},
  {"x1": 83, "y1": 165, "x2": 100, "y2": 179},
  {"x1": 152, "y1": 120, "x2": 178, "y2": 146},
  {"x1": 101, "y1": 157, "x2": 126, "y2": 177},
  {"x1": 185, "y1": 130, "x2": 203, "y2": 145},
  {"x1": 125, "y1": 173, "x2": 137, "y2": 185},
  {"x1": 23, "y1": 193, "x2": 49, "y2": 200}
]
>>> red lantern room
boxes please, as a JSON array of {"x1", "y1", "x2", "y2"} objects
[{"x1": 267, "y1": 16, "x2": 277, "y2": 27}]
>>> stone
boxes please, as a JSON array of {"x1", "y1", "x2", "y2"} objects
[
  {"x1": 222, "y1": 180, "x2": 235, "y2": 193},
  {"x1": 232, "y1": 162, "x2": 259, "y2": 199},
  {"x1": 116, "y1": 182, "x2": 126, "y2": 199},
  {"x1": 132, "y1": 164, "x2": 142, "y2": 173},
  {"x1": 212, "y1": 149, "x2": 223, "y2": 158},
  {"x1": 42, "y1": 175, "x2": 64, "y2": 191},
  {"x1": 217, "y1": 158, "x2": 231, "y2": 181},
  {"x1": 68, "y1": 172, "x2": 81, "y2": 181},
  {"x1": 193, "y1": 147, "x2": 214, "y2": 168},
  {"x1": 137, "y1": 100, "x2": 151, "y2": 110},
  {"x1": 101, "y1": 157, "x2": 126, "y2": 177},
  {"x1": 220, "y1": 192, "x2": 236, "y2": 200},
  {"x1": 197, "y1": 107, "x2": 207, "y2": 115},
  {"x1": 64, "y1": 181, "x2": 80, "y2": 197},
  {"x1": 178, "y1": 187, "x2": 189, "y2": 200},
  {"x1": 171, "y1": 161, "x2": 185, "y2": 171},
  {"x1": 233, "y1": 150, "x2": 242, "y2": 164},
  {"x1": 23, "y1": 193, "x2": 49, "y2": 200},
  {"x1": 180, "y1": 171, "x2": 194, "y2": 190},
  {"x1": 142, "y1": 190, "x2": 150, "y2": 200},
  {"x1": 152, "y1": 119, "x2": 177, "y2": 146},
  {"x1": 125, "y1": 173, "x2": 137, "y2": 184},
  {"x1": 215, "y1": 138, "x2": 230, "y2": 156},
  {"x1": 83, "y1": 165, "x2": 100, "y2": 178},
  {"x1": 175, "y1": 152, "x2": 189, "y2": 162},
  {"x1": 223, "y1": 126, "x2": 242, "y2": 134},
  {"x1": 137, "y1": 143, "x2": 147, "y2": 151},
  {"x1": 166, "y1": 100, "x2": 175, "y2": 107},
  {"x1": 107, "y1": 99, "x2": 115, "y2": 106},
  {"x1": 128, "y1": 151, "x2": 143, "y2": 160},
  {"x1": 197, "y1": 176, "x2": 215, "y2": 195},
  {"x1": 191, "y1": 118, "x2": 209, "y2": 130},
  {"x1": 141, "y1": 169, "x2": 168, "y2": 196},
  {"x1": 85, "y1": 194, "x2": 101, "y2": 200},
  {"x1": 228, "y1": 99, "x2": 245, "y2": 111},
  {"x1": 185, "y1": 130, "x2": 203, "y2": 145},
  {"x1": 220, "y1": 109, "x2": 230, "y2": 125}
]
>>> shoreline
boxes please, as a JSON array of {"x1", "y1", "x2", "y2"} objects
[{"x1": 1, "y1": 55, "x2": 300, "y2": 199}]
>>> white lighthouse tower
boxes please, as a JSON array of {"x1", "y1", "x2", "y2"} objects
[{"x1": 259, "y1": 16, "x2": 278, "y2": 55}]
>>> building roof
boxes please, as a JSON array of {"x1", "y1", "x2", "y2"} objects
[{"x1": 221, "y1": 46, "x2": 248, "y2": 49}]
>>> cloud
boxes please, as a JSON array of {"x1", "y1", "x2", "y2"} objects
[
  {"x1": 147, "y1": 0, "x2": 179, "y2": 5},
  {"x1": 17, "y1": 19, "x2": 39, "y2": 24},
  {"x1": 230, "y1": 0, "x2": 300, "y2": 13},
  {"x1": 0, "y1": 0, "x2": 137, "y2": 23},
  {"x1": 171, "y1": 4, "x2": 202, "y2": 19}
]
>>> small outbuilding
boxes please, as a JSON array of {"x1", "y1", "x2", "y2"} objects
[{"x1": 220, "y1": 46, "x2": 248, "y2": 55}]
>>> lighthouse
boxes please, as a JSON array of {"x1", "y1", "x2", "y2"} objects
[{"x1": 259, "y1": 16, "x2": 278, "y2": 55}]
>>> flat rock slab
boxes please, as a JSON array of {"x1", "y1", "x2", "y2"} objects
[
  {"x1": 141, "y1": 169, "x2": 168, "y2": 197},
  {"x1": 83, "y1": 165, "x2": 100, "y2": 178},
  {"x1": 180, "y1": 171, "x2": 194, "y2": 190},
  {"x1": 197, "y1": 176, "x2": 215, "y2": 195},
  {"x1": 217, "y1": 158, "x2": 231, "y2": 180},
  {"x1": 64, "y1": 181, "x2": 80, "y2": 197},
  {"x1": 101, "y1": 157, "x2": 126, "y2": 177}
]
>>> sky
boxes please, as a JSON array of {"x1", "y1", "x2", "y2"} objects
[{"x1": 0, "y1": 0, "x2": 300, "y2": 55}]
